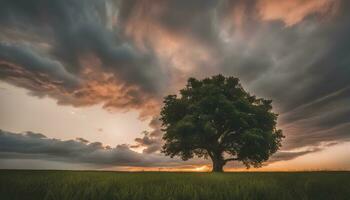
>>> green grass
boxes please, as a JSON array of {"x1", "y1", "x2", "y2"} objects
[{"x1": 0, "y1": 170, "x2": 349, "y2": 200}]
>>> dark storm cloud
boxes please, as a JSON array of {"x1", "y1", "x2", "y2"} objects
[
  {"x1": 131, "y1": 117, "x2": 163, "y2": 154},
  {"x1": 132, "y1": 132, "x2": 162, "y2": 154},
  {"x1": 118, "y1": 0, "x2": 350, "y2": 152},
  {"x1": 0, "y1": 42, "x2": 79, "y2": 88},
  {"x1": 118, "y1": 0, "x2": 219, "y2": 43},
  {"x1": 280, "y1": 95, "x2": 350, "y2": 149},
  {"x1": 1, "y1": 0, "x2": 350, "y2": 162},
  {"x1": 0, "y1": 129, "x2": 304, "y2": 168},
  {"x1": 0, "y1": 129, "x2": 172, "y2": 167},
  {"x1": 227, "y1": 4, "x2": 350, "y2": 149},
  {"x1": 0, "y1": 0, "x2": 165, "y2": 116}
]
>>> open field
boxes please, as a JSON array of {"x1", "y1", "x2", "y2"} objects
[{"x1": 0, "y1": 170, "x2": 349, "y2": 200}]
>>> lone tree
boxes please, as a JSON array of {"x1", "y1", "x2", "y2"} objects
[{"x1": 161, "y1": 75, "x2": 283, "y2": 172}]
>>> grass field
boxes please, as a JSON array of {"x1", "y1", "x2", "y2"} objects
[{"x1": 0, "y1": 170, "x2": 349, "y2": 200}]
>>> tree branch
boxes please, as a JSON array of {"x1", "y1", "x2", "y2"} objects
[
  {"x1": 207, "y1": 150, "x2": 214, "y2": 159},
  {"x1": 218, "y1": 130, "x2": 234, "y2": 144},
  {"x1": 224, "y1": 157, "x2": 239, "y2": 162}
]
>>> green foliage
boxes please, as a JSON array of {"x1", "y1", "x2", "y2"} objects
[
  {"x1": 161, "y1": 75, "x2": 284, "y2": 171},
  {"x1": 1, "y1": 171, "x2": 349, "y2": 200}
]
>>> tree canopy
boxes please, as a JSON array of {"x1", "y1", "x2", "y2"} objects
[{"x1": 161, "y1": 75, "x2": 284, "y2": 172}]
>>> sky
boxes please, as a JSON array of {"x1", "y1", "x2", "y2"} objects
[{"x1": 0, "y1": 0, "x2": 349, "y2": 171}]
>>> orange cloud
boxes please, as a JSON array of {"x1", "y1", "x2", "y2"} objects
[
  {"x1": 257, "y1": 0, "x2": 340, "y2": 26},
  {"x1": 0, "y1": 54, "x2": 161, "y2": 120},
  {"x1": 71, "y1": 54, "x2": 161, "y2": 119},
  {"x1": 123, "y1": 0, "x2": 218, "y2": 94}
]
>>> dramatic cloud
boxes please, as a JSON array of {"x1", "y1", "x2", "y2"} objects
[
  {"x1": 131, "y1": 117, "x2": 163, "y2": 154},
  {"x1": 0, "y1": 129, "x2": 171, "y2": 167},
  {"x1": 0, "y1": 0, "x2": 165, "y2": 118},
  {"x1": 1, "y1": 129, "x2": 326, "y2": 169},
  {"x1": 1, "y1": 0, "x2": 350, "y2": 165}
]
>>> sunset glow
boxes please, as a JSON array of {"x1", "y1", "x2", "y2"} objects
[{"x1": 0, "y1": 0, "x2": 349, "y2": 172}]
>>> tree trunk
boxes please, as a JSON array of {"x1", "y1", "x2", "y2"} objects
[{"x1": 211, "y1": 158, "x2": 225, "y2": 172}]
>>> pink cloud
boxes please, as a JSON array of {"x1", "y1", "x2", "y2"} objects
[{"x1": 257, "y1": 0, "x2": 340, "y2": 26}]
